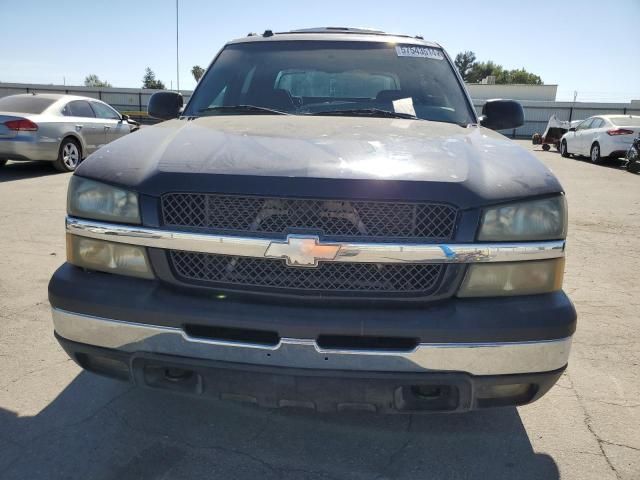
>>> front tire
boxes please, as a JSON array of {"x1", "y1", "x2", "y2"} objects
[
  {"x1": 560, "y1": 140, "x2": 570, "y2": 158},
  {"x1": 590, "y1": 143, "x2": 602, "y2": 164},
  {"x1": 54, "y1": 138, "x2": 81, "y2": 172},
  {"x1": 542, "y1": 144, "x2": 550, "y2": 151}
]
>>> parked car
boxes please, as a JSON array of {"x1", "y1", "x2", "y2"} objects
[
  {"x1": 560, "y1": 114, "x2": 640, "y2": 163},
  {"x1": 49, "y1": 27, "x2": 576, "y2": 413},
  {"x1": 625, "y1": 135, "x2": 640, "y2": 174},
  {"x1": 0, "y1": 93, "x2": 139, "y2": 172}
]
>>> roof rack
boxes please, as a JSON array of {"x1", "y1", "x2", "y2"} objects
[{"x1": 280, "y1": 27, "x2": 421, "y2": 39}]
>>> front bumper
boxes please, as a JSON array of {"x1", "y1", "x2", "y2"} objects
[{"x1": 49, "y1": 263, "x2": 575, "y2": 411}]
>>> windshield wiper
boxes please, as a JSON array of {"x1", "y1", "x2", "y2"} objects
[
  {"x1": 309, "y1": 108, "x2": 419, "y2": 120},
  {"x1": 197, "y1": 105, "x2": 289, "y2": 116}
]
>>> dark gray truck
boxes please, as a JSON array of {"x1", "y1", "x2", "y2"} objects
[{"x1": 49, "y1": 27, "x2": 575, "y2": 413}]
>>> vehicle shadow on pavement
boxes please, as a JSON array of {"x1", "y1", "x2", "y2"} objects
[
  {"x1": 0, "y1": 372, "x2": 559, "y2": 480},
  {"x1": 0, "y1": 161, "x2": 62, "y2": 182}
]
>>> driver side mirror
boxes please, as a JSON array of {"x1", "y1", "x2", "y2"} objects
[
  {"x1": 569, "y1": 127, "x2": 576, "y2": 132},
  {"x1": 148, "y1": 91, "x2": 184, "y2": 120},
  {"x1": 121, "y1": 113, "x2": 130, "y2": 121},
  {"x1": 480, "y1": 99, "x2": 524, "y2": 131}
]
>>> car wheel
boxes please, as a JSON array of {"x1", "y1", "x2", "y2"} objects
[
  {"x1": 542, "y1": 144, "x2": 550, "y2": 151},
  {"x1": 590, "y1": 143, "x2": 602, "y2": 164},
  {"x1": 560, "y1": 140, "x2": 570, "y2": 158},
  {"x1": 54, "y1": 138, "x2": 81, "y2": 172}
]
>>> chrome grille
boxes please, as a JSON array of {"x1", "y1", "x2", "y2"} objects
[
  {"x1": 161, "y1": 193, "x2": 458, "y2": 241},
  {"x1": 170, "y1": 251, "x2": 445, "y2": 297}
]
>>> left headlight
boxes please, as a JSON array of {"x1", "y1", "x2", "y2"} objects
[
  {"x1": 478, "y1": 196, "x2": 567, "y2": 241},
  {"x1": 67, "y1": 176, "x2": 140, "y2": 224}
]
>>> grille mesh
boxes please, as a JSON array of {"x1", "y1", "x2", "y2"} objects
[
  {"x1": 170, "y1": 251, "x2": 444, "y2": 296},
  {"x1": 162, "y1": 193, "x2": 457, "y2": 241}
]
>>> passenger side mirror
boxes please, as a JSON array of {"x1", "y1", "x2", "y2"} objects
[
  {"x1": 568, "y1": 127, "x2": 576, "y2": 132},
  {"x1": 480, "y1": 99, "x2": 524, "y2": 131},
  {"x1": 148, "y1": 91, "x2": 184, "y2": 120},
  {"x1": 121, "y1": 113, "x2": 130, "y2": 121}
]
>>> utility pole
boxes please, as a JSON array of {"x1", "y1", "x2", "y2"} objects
[{"x1": 176, "y1": 0, "x2": 180, "y2": 93}]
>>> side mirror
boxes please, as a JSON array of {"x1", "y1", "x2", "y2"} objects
[
  {"x1": 569, "y1": 127, "x2": 576, "y2": 132},
  {"x1": 480, "y1": 99, "x2": 524, "y2": 131},
  {"x1": 121, "y1": 113, "x2": 130, "y2": 121},
  {"x1": 148, "y1": 91, "x2": 184, "y2": 120}
]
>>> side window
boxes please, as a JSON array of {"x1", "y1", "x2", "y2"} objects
[
  {"x1": 91, "y1": 102, "x2": 121, "y2": 120},
  {"x1": 68, "y1": 100, "x2": 95, "y2": 118},
  {"x1": 577, "y1": 119, "x2": 593, "y2": 131},
  {"x1": 591, "y1": 118, "x2": 604, "y2": 129}
]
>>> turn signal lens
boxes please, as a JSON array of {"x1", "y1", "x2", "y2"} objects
[
  {"x1": 458, "y1": 258, "x2": 564, "y2": 297},
  {"x1": 67, "y1": 234, "x2": 153, "y2": 279}
]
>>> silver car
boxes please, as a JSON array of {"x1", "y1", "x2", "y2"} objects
[{"x1": 0, "y1": 93, "x2": 138, "y2": 172}]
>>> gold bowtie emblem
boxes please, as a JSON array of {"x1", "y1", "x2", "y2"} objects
[{"x1": 264, "y1": 235, "x2": 341, "y2": 267}]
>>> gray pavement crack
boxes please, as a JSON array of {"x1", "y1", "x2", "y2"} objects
[
  {"x1": 108, "y1": 406, "x2": 342, "y2": 480},
  {"x1": 373, "y1": 414, "x2": 413, "y2": 480},
  {"x1": 565, "y1": 372, "x2": 622, "y2": 479}
]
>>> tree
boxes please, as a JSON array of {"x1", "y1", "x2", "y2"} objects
[
  {"x1": 454, "y1": 51, "x2": 476, "y2": 81},
  {"x1": 84, "y1": 74, "x2": 112, "y2": 88},
  {"x1": 455, "y1": 51, "x2": 543, "y2": 85},
  {"x1": 191, "y1": 65, "x2": 205, "y2": 82},
  {"x1": 142, "y1": 67, "x2": 165, "y2": 89}
]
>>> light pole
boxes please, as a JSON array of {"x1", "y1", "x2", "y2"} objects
[{"x1": 176, "y1": 0, "x2": 180, "y2": 92}]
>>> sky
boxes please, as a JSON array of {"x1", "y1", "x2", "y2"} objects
[{"x1": 1, "y1": 0, "x2": 639, "y2": 102}]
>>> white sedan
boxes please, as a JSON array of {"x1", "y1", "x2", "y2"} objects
[{"x1": 560, "y1": 115, "x2": 640, "y2": 163}]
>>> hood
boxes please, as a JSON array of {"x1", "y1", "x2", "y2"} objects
[{"x1": 77, "y1": 115, "x2": 563, "y2": 208}]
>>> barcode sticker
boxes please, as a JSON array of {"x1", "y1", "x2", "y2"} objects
[{"x1": 395, "y1": 45, "x2": 444, "y2": 60}]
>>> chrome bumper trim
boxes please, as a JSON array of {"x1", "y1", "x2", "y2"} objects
[
  {"x1": 52, "y1": 308, "x2": 572, "y2": 376},
  {"x1": 66, "y1": 217, "x2": 565, "y2": 264}
]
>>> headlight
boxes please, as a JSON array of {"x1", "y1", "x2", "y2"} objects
[
  {"x1": 478, "y1": 196, "x2": 567, "y2": 241},
  {"x1": 67, "y1": 235, "x2": 153, "y2": 279},
  {"x1": 458, "y1": 258, "x2": 564, "y2": 297},
  {"x1": 68, "y1": 176, "x2": 140, "y2": 224}
]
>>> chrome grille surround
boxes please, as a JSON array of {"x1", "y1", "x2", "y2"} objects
[{"x1": 161, "y1": 193, "x2": 458, "y2": 241}]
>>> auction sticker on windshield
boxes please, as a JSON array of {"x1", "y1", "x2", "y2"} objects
[{"x1": 395, "y1": 45, "x2": 444, "y2": 60}]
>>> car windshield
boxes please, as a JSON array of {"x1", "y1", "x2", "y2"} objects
[
  {"x1": 610, "y1": 116, "x2": 640, "y2": 127},
  {"x1": 185, "y1": 41, "x2": 476, "y2": 126},
  {"x1": 0, "y1": 95, "x2": 56, "y2": 114}
]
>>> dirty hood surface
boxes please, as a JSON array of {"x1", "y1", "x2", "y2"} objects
[{"x1": 78, "y1": 115, "x2": 563, "y2": 207}]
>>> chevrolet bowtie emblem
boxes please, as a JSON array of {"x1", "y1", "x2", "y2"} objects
[{"x1": 264, "y1": 235, "x2": 341, "y2": 267}]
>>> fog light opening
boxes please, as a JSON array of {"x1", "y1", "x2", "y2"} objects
[
  {"x1": 476, "y1": 383, "x2": 536, "y2": 408},
  {"x1": 164, "y1": 367, "x2": 194, "y2": 382}
]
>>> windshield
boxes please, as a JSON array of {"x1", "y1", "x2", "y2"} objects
[
  {"x1": 185, "y1": 41, "x2": 476, "y2": 126},
  {"x1": 0, "y1": 95, "x2": 56, "y2": 114}
]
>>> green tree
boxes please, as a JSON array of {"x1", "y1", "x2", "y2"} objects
[
  {"x1": 142, "y1": 67, "x2": 166, "y2": 89},
  {"x1": 191, "y1": 65, "x2": 205, "y2": 82},
  {"x1": 454, "y1": 51, "x2": 476, "y2": 81},
  {"x1": 456, "y1": 52, "x2": 543, "y2": 85},
  {"x1": 84, "y1": 74, "x2": 112, "y2": 88}
]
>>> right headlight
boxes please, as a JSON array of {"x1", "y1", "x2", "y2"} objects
[
  {"x1": 478, "y1": 196, "x2": 567, "y2": 241},
  {"x1": 67, "y1": 176, "x2": 140, "y2": 224}
]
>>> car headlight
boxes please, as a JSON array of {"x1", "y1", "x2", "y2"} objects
[
  {"x1": 478, "y1": 196, "x2": 567, "y2": 241},
  {"x1": 67, "y1": 176, "x2": 140, "y2": 224},
  {"x1": 458, "y1": 258, "x2": 564, "y2": 297},
  {"x1": 66, "y1": 235, "x2": 153, "y2": 279}
]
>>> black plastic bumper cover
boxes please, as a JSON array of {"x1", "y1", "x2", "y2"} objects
[{"x1": 49, "y1": 264, "x2": 577, "y2": 344}]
